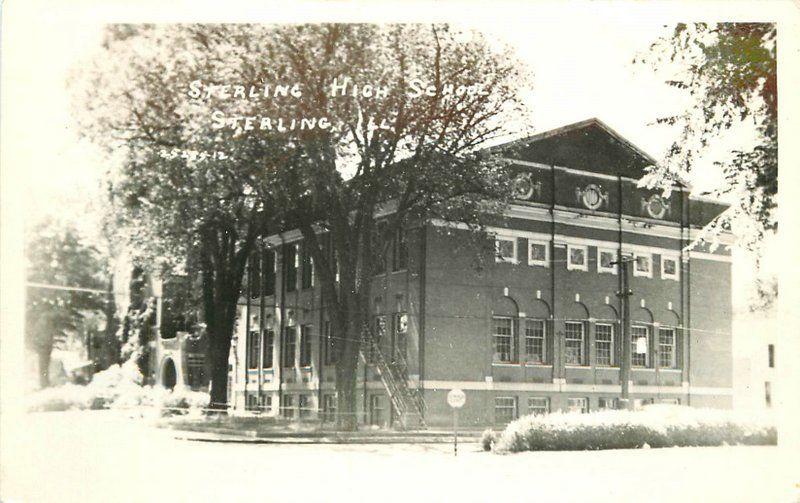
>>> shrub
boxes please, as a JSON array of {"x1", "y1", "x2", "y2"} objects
[
  {"x1": 27, "y1": 362, "x2": 209, "y2": 415},
  {"x1": 494, "y1": 405, "x2": 776, "y2": 453},
  {"x1": 481, "y1": 428, "x2": 498, "y2": 451}
]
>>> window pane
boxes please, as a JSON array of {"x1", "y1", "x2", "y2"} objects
[
  {"x1": 569, "y1": 247, "x2": 585, "y2": 266},
  {"x1": 493, "y1": 317, "x2": 514, "y2": 363},
  {"x1": 496, "y1": 239, "x2": 515, "y2": 260},
  {"x1": 658, "y1": 328, "x2": 675, "y2": 368},
  {"x1": 595, "y1": 324, "x2": 613, "y2": 366},
  {"x1": 565, "y1": 322, "x2": 584, "y2": 365},
  {"x1": 530, "y1": 242, "x2": 547, "y2": 263},
  {"x1": 524, "y1": 319, "x2": 545, "y2": 363},
  {"x1": 600, "y1": 251, "x2": 615, "y2": 269},
  {"x1": 631, "y1": 326, "x2": 648, "y2": 367}
]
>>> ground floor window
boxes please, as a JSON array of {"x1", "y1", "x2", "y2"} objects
[
  {"x1": 495, "y1": 397, "x2": 518, "y2": 424},
  {"x1": 765, "y1": 381, "x2": 772, "y2": 408},
  {"x1": 597, "y1": 397, "x2": 618, "y2": 410},
  {"x1": 246, "y1": 393, "x2": 258, "y2": 411},
  {"x1": 283, "y1": 395, "x2": 295, "y2": 418},
  {"x1": 369, "y1": 395, "x2": 385, "y2": 426},
  {"x1": 260, "y1": 394, "x2": 272, "y2": 413},
  {"x1": 298, "y1": 394, "x2": 311, "y2": 419},
  {"x1": 564, "y1": 321, "x2": 584, "y2": 365},
  {"x1": 567, "y1": 397, "x2": 588, "y2": 413},
  {"x1": 528, "y1": 397, "x2": 549, "y2": 416},
  {"x1": 322, "y1": 394, "x2": 337, "y2": 422},
  {"x1": 659, "y1": 398, "x2": 680, "y2": 405}
]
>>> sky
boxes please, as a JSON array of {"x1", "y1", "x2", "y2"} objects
[{"x1": 0, "y1": 0, "x2": 790, "y2": 305}]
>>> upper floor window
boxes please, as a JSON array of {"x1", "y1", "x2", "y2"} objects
[
  {"x1": 392, "y1": 227, "x2": 408, "y2": 271},
  {"x1": 633, "y1": 253, "x2": 652, "y2": 278},
  {"x1": 524, "y1": 319, "x2": 545, "y2": 363},
  {"x1": 285, "y1": 244, "x2": 298, "y2": 292},
  {"x1": 597, "y1": 249, "x2": 617, "y2": 275},
  {"x1": 595, "y1": 323, "x2": 614, "y2": 366},
  {"x1": 282, "y1": 327, "x2": 296, "y2": 368},
  {"x1": 658, "y1": 327, "x2": 676, "y2": 368},
  {"x1": 631, "y1": 325, "x2": 649, "y2": 367},
  {"x1": 299, "y1": 325, "x2": 312, "y2": 367},
  {"x1": 564, "y1": 321, "x2": 585, "y2": 365},
  {"x1": 324, "y1": 321, "x2": 338, "y2": 366},
  {"x1": 768, "y1": 344, "x2": 775, "y2": 368},
  {"x1": 263, "y1": 249, "x2": 276, "y2": 296},
  {"x1": 394, "y1": 312, "x2": 409, "y2": 362},
  {"x1": 247, "y1": 329, "x2": 260, "y2": 369},
  {"x1": 495, "y1": 236, "x2": 517, "y2": 264},
  {"x1": 301, "y1": 245, "x2": 314, "y2": 289},
  {"x1": 492, "y1": 316, "x2": 515, "y2": 363},
  {"x1": 528, "y1": 241, "x2": 549, "y2": 267},
  {"x1": 262, "y1": 329, "x2": 274, "y2": 369},
  {"x1": 566, "y1": 245, "x2": 588, "y2": 271},
  {"x1": 661, "y1": 255, "x2": 679, "y2": 281}
]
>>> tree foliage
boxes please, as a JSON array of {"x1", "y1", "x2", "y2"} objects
[
  {"x1": 72, "y1": 24, "x2": 532, "y2": 421},
  {"x1": 25, "y1": 219, "x2": 109, "y2": 387},
  {"x1": 637, "y1": 23, "x2": 776, "y2": 251}
]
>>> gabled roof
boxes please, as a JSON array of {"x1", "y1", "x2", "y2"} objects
[{"x1": 493, "y1": 118, "x2": 661, "y2": 181}]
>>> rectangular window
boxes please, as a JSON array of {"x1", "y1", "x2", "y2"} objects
[
  {"x1": 261, "y1": 395, "x2": 272, "y2": 413},
  {"x1": 524, "y1": 319, "x2": 545, "y2": 363},
  {"x1": 768, "y1": 344, "x2": 775, "y2": 368},
  {"x1": 285, "y1": 243, "x2": 298, "y2": 292},
  {"x1": 298, "y1": 394, "x2": 311, "y2": 419},
  {"x1": 495, "y1": 397, "x2": 517, "y2": 424},
  {"x1": 322, "y1": 394, "x2": 337, "y2": 422},
  {"x1": 567, "y1": 397, "x2": 589, "y2": 413},
  {"x1": 248, "y1": 253, "x2": 261, "y2": 299},
  {"x1": 567, "y1": 245, "x2": 588, "y2": 271},
  {"x1": 528, "y1": 397, "x2": 549, "y2": 416},
  {"x1": 263, "y1": 249, "x2": 276, "y2": 296},
  {"x1": 392, "y1": 227, "x2": 408, "y2": 271},
  {"x1": 659, "y1": 398, "x2": 680, "y2": 405},
  {"x1": 492, "y1": 317, "x2": 514, "y2": 363},
  {"x1": 597, "y1": 249, "x2": 617, "y2": 274},
  {"x1": 595, "y1": 323, "x2": 614, "y2": 366},
  {"x1": 301, "y1": 245, "x2": 314, "y2": 289},
  {"x1": 299, "y1": 325, "x2": 312, "y2": 367},
  {"x1": 528, "y1": 241, "x2": 549, "y2": 267},
  {"x1": 564, "y1": 321, "x2": 584, "y2": 365},
  {"x1": 394, "y1": 312, "x2": 409, "y2": 362},
  {"x1": 661, "y1": 255, "x2": 679, "y2": 280},
  {"x1": 369, "y1": 395, "x2": 385, "y2": 426},
  {"x1": 282, "y1": 327, "x2": 296, "y2": 368},
  {"x1": 598, "y1": 397, "x2": 618, "y2": 410},
  {"x1": 369, "y1": 315, "x2": 387, "y2": 363},
  {"x1": 495, "y1": 236, "x2": 517, "y2": 263},
  {"x1": 631, "y1": 325, "x2": 649, "y2": 367},
  {"x1": 247, "y1": 330, "x2": 260, "y2": 369},
  {"x1": 633, "y1": 253, "x2": 652, "y2": 278},
  {"x1": 324, "y1": 321, "x2": 337, "y2": 365},
  {"x1": 373, "y1": 221, "x2": 387, "y2": 274},
  {"x1": 262, "y1": 329, "x2": 274, "y2": 369},
  {"x1": 658, "y1": 328, "x2": 676, "y2": 368},
  {"x1": 283, "y1": 395, "x2": 294, "y2": 418}
]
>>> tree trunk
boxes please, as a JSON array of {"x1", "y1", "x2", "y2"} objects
[
  {"x1": 335, "y1": 345, "x2": 360, "y2": 430},
  {"x1": 37, "y1": 345, "x2": 52, "y2": 389}
]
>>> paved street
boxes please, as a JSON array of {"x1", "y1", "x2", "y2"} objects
[{"x1": 1, "y1": 411, "x2": 795, "y2": 502}]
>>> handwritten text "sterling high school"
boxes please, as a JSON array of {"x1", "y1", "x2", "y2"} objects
[{"x1": 187, "y1": 77, "x2": 488, "y2": 101}]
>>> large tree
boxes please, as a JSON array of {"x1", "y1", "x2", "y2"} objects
[
  {"x1": 25, "y1": 220, "x2": 109, "y2": 388},
  {"x1": 636, "y1": 23, "x2": 777, "y2": 251},
  {"x1": 73, "y1": 24, "x2": 532, "y2": 423}
]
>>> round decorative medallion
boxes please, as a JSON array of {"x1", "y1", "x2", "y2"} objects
[
  {"x1": 645, "y1": 195, "x2": 668, "y2": 219},
  {"x1": 513, "y1": 174, "x2": 535, "y2": 200},
  {"x1": 581, "y1": 184, "x2": 604, "y2": 210}
]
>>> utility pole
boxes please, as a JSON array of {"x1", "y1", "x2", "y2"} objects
[{"x1": 614, "y1": 257, "x2": 633, "y2": 410}]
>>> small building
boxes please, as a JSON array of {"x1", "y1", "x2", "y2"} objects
[{"x1": 228, "y1": 118, "x2": 733, "y2": 428}]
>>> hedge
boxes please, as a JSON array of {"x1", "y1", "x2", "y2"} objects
[{"x1": 493, "y1": 405, "x2": 776, "y2": 453}]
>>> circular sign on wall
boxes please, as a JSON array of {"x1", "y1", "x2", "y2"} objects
[
  {"x1": 645, "y1": 194, "x2": 668, "y2": 219},
  {"x1": 581, "y1": 184, "x2": 604, "y2": 210},
  {"x1": 447, "y1": 388, "x2": 466, "y2": 408},
  {"x1": 512, "y1": 174, "x2": 535, "y2": 200}
]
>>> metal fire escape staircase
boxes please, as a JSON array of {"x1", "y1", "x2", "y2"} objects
[{"x1": 359, "y1": 325, "x2": 426, "y2": 429}]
